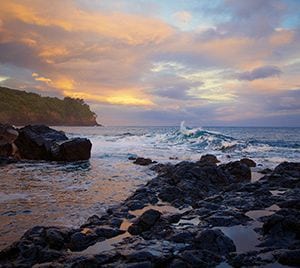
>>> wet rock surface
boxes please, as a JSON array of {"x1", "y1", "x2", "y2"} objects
[
  {"x1": 1, "y1": 158, "x2": 299, "y2": 267},
  {"x1": 240, "y1": 157, "x2": 257, "y2": 167},
  {"x1": 132, "y1": 157, "x2": 157, "y2": 166},
  {"x1": 128, "y1": 209, "x2": 162, "y2": 235},
  {"x1": 14, "y1": 125, "x2": 92, "y2": 161}
]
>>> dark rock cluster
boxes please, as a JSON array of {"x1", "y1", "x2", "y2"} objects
[
  {"x1": 0, "y1": 124, "x2": 92, "y2": 163},
  {"x1": 0, "y1": 157, "x2": 299, "y2": 267},
  {"x1": 129, "y1": 157, "x2": 157, "y2": 166}
]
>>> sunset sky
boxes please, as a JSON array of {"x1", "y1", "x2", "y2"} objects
[{"x1": 0, "y1": 0, "x2": 300, "y2": 126}]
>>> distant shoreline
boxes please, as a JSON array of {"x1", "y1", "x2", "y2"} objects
[{"x1": 12, "y1": 123, "x2": 103, "y2": 127}]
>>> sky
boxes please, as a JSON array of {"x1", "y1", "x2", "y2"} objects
[{"x1": 0, "y1": 0, "x2": 300, "y2": 126}]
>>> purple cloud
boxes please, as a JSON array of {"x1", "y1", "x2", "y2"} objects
[{"x1": 237, "y1": 65, "x2": 282, "y2": 81}]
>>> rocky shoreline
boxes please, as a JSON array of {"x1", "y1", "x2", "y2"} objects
[{"x1": 0, "y1": 153, "x2": 299, "y2": 267}]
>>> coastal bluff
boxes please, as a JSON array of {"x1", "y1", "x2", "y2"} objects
[{"x1": 0, "y1": 86, "x2": 100, "y2": 126}]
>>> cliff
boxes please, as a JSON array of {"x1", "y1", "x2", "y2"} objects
[{"x1": 0, "y1": 87, "x2": 100, "y2": 126}]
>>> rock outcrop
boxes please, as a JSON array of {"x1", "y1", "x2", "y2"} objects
[
  {"x1": 15, "y1": 125, "x2": 92, "y2": 161},
  {"x1": 197, "y1": 154, "x2": 220, "y2": 165},
  {"x1": 133, "y1": 157, "x2": 157, "y2": 166}
]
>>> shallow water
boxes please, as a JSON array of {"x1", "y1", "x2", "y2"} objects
[
  {"x1": 0, "y1": 159, "x2": 154, "y2": 250},
  {"x1": 0, "y1": 124, "x2": 299, "y2": 250},
  {"x1": 219, "y1": 204, "x2": 280, "y2": 253},
  {"x1": 80, "y1": 230, "x2": 131, "y2": 255}
]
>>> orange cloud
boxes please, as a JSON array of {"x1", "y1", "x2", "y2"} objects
[
  {"x1": 239, "y1": 74, "x2": 299, "y2": 93},
  {"x1": 1, "y1": 1, "x2": 173, "y2": 46},
  {"x1": 106, "y1": 95, "x2": 153, "y2": 106},
  {"x1": 35, "y1": 76, "x2": 52, "y2": 83},
  {"x1": 66, "y1": 91, "x2": 153, "y2": 107},
  {"x1": 1, "y1": 2, "x2": 72, "y2": 30},
  {"x1": 53, "y1": 78, "x2": 75, "y2": 91},
  {"x1": 201, "y1": 37, "x2": 255, "y2": 60},
  {"x1": 39, "y1": 47, "x2": 69, "y2": 59},
  {"x1": 32, "y1": 73, "x2": 75, "y2": 91},
  {"x1": 270, "y1": 29, "x2": 294, "y2": 46}
]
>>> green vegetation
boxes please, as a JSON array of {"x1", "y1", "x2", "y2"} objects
[{"x1": 0, "y1": 87, "x2": 99, "y2": 126}]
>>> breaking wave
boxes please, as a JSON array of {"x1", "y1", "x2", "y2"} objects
[{"x1": 59, "y1": 122, "x2": 300, "y2": 166}]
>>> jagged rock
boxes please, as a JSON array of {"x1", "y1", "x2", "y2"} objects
[
  {"x1": 125, "y1": 200, "x2": 146, "y2": 210},
  {"x1": 15, "y1": 125, "x2": 91, "y2": 161},
  {"x1": 266, "y1": 163, "x2": 300, "y2": 188},
  {"x1": 193, "y1": 229, "x2": 236, "y2": 255},
  {"x1": 0, "y1": 226, "x2": 73, "y2": 267},
  {"x1": 133, "y1": 157, "x2": 157, "y2": 166},
  {"x1": 278, "y1": 249, "x2": 300, "y2": 266},
  {"x1": 278, "y1": 199, "x2": 300, "y2": 210},
  {"x1": 197, "y1": 154, "x2": 220, "y2": 165},
  {"x1": 56, "y1": 137, "x2": 91, "y2": 161},
  {"x1": 240, "y1": 158, "x2": 256, "y2": 167},
  {"x1": 0, "y1": 124, "x2": 18, "y2": 145},
  {"x1": 0, "y1": 143, "x2": 13, "y2": 157},
  {"x1": 94, "y1": 227, "x2": 125, "y2": 238},
  {"x1": 260, "y1": 168, "x2": 272, "y2": 174},
  {"x1": 260, "y1": 208, "x2": 300, "y2": 249},
  {"x1": 220, "y1": 161, "x2": 251, "y2": 182},
  {"x1": 263, "y1": 210, "x2": 300, "y2": 237},
  {"x1": 228, "y1": 249, "x2": 277, "y2": 267},
  {"x1": 148, "y1": 161, "x2": 232, "y2": 207},
  {"x1": 204, "y1": 213, "x2": 250, "y2": 227},
  {"x1": 15, "y1": 125, "x2": 67, "y2": 160},
  {"x1": 69, "y1": 231, "x2": 98, "y2": 251},
  {"x1": 176, "y1": 249, "x2": 222, "y2": 267},
  {"x1": 128, "y1": 209, "x2": 161, "y2": 235},
  {"x1": 0, "y1": 124, "x2": 19, "y2": 159},
  {"x1": 170, "y1": 231, "x2": 194, "y2": 243},
  {"x1": 273, "y1": 162, "x2": 300, "y2": 178},
  {"x1": 45, "y1": 229, "x2": 65, "y2": 250},
  {"x1": 81, "y1": 215, "x2": 103, "y2": 228},
  {"x1": 158, "y1": 186, "x2": 183, "y2": 203}
]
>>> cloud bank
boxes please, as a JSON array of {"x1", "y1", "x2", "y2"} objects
[{"x1": 0, "y1": 0, "x2": 299, "y2": 126}]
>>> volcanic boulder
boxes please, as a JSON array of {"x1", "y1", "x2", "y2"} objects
[
  {"x1": 0, "y1": 124, "x2": 19, "y2": 160},
  {"x1": 15, "y1": 125, "x2": 91, "y2": 161}
]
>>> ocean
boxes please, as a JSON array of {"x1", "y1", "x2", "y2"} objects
[{"x1": 0, "y1": 123, "x2": 299, "y2": 250}]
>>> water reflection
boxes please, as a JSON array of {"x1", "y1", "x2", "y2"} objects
[{"x1": 0, "y1": 158, "x2": 154, "y2": 250}]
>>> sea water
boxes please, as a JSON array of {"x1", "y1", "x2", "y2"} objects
[{"x1": 0, "y1": 123, "x2": 299, "y2": 250}]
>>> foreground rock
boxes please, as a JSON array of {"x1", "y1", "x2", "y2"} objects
[
  {"x1": 240, "y1": 157, "x2": 256, "y2": 167},
  {"x1": 15, "y1": 125, "x2": 92, "y2": 161},
  {"x1": 0, "y1": 124, "x2": 19, "y2": 145},
  {"x1": 133, "y1": 157, "x2": 157, "y2": 166},
  {"x1": 0, "y1": 159, "x2": 299, "y2": 267},
  {"x1": 0, "y1": 124, "x2": 19, "y2": 162},
  {"x1": 128, "y1": 209, "x2": 162, "y2": 235},
  {"x1": 197, "y1": 154, "x2": 220, "y2": 165}
]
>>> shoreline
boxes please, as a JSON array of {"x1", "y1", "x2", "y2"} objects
[
  {"x1": 1, "y1": 158, "x2": 299, "y2": 267},
  {"x1": 0, "y1": 166, "x2": 263, "y2": 252}
]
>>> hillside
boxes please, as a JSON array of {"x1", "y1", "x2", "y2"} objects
[{"x1": 0, "y1": 87, "x2": 99, "y2": 126}]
